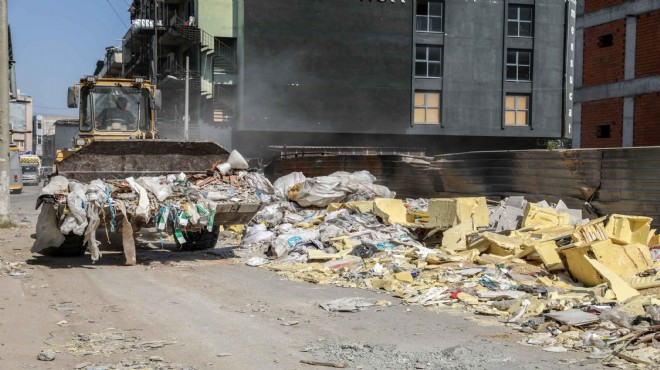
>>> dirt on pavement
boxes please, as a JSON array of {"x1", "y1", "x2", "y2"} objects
[{"x1": 0, "y1": 186, "x2": 603, "y2": 370}]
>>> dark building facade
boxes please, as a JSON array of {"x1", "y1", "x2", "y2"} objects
[
  {"x1": 574, "y1": 0, "x2": 660, "y2": 148},
  {"x1": 120, "y1": 0, "x2": 574, "y2": 158}
]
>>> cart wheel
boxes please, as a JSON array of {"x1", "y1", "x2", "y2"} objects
[
  {"x1": 174, "y1": 226, "x2": 220, "y2": 251},
  {"x1": 38, "y1": 233, "x2": 87, "y2": 257}
]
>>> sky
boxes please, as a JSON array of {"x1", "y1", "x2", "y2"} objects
[{"x1": 9, "y1": 0, "x2": 130, "y2": 116}]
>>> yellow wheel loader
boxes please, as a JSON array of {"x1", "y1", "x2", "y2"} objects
[
  {"x1": 35, "y1": 76, "x2": 261, "y2": 258},
  {"x1": 56, "y1": 76, "x2": 228, "y2": 181}
]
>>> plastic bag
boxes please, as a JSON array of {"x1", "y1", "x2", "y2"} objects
[
  {"x1": 273, "y1": 172, "x2": 306, "y2": 198},
  {"x1": 137, "y1": 176, "x2": 173, "y2": 202},
  {"x1": 31, "y1": 204, "x2": 65, "y2": 253},
  {"x1": 242, "y1": 224, "x2": 274, "y2": 245},
  {"x1": 126, "y1": 177, "x2": 150, "y2": 220},
  {"x1": 294, "y1": 176, "x2": 349, "y2": 207},
  {"x1": 60, "y1": 182, "x2": 88, "y2": 236}
]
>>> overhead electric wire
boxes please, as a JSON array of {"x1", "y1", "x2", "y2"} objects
[{"x1": 105, "y1": 0, "x2": 128, "y2": 28}]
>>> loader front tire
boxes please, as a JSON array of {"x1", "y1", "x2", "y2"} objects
[
  {"x1": 174, "y1": 226, "x2": 220, "y2": 251},
  {"x1": 38, "y1": 233, "x2": 87, "y2": 257}
]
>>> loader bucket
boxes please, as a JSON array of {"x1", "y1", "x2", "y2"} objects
[{"x1": 57, "y1": 140, "x2": 230, "y2": 182}]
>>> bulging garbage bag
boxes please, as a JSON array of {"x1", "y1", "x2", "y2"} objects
[{"x1": 273, "y1": 172, "x2": 306, "y2": 198}]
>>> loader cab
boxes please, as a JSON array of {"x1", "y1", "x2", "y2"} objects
[{"x1": 68, "y1": 77, "x2": 159, "y2": 144}]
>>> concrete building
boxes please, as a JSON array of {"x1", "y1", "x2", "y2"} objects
[
  {"x1": 119, "y1": 0, "x2": 575, "y2": 157},
  {"x1": 33, "y1": 115, "x2": 78, "y2": 170},
  {"x1": 9, "y1": 96, "x2": 33, "y2": 153},
  {"x1": 574, "y1": 0, "x2": 660, "y2": 148}
]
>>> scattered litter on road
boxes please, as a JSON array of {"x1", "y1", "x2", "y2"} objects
[{"x1": 237, "y1": 172, "x2": 660, "y2": 367}]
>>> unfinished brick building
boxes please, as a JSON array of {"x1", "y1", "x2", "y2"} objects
[{"x1": 574, "y1": 0, "x2": 660, "y2": 148}]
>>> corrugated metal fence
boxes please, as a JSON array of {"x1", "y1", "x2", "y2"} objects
[
  {"x1": 266, "y1": 147, "x2": 660, "y2": 225},
  {"x1": 429, "y1": 147, "x2": 660, "y2": 225}
]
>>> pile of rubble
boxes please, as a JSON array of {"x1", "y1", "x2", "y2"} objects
[
  {"x1": 32, "y1": 150, "x2": 268, "y2": 263},
  {"x1": 241, "y1": 172, "x2": 660, "y2": 367}
]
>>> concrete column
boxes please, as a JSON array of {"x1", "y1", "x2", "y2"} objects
[
  {"x1": 575, "y1": 28, "x2": 583, "y2": 88},
  {"x1": 572, "y1": 103, "x2": 581, "y2": 148},
  {"x1": 622, "y1": 97, "x2": 634, "y2": 147},
  {"x1": 624, "y1": 15, "x2": 637, "y2": 80}
]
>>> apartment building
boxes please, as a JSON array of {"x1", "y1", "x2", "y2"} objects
[
  {"x1": 574, "y1": 0, "x2": 660, "y2": 148},
  {"x1": 119, "y1": 0, "x2": 575, "y2": 157},
  {"x1": 9, "y1": 96, "x2": 33, "y2": 153}
]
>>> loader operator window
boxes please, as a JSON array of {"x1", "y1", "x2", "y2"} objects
[
  {"x1": 89, "y1": 86, "x2": 144, "y2": 132},
  {"x1": 80, "y1": 87, "x2": 93, "y2": 132}
]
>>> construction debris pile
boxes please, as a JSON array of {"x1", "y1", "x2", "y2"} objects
[
  {"x1": 32, "y1": 150, "x2": 266, "y2": 264},
  {"x1": 242, "y1": 173, "x2": 660, "y2": 367}
]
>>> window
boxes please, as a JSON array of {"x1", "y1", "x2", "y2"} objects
[
  {"x1": 37, "y1": 136, "x2": 42, "y2": 145},
  {"x1": 416, "y1": 0, "x2": 443, "y2": 33},
  {"x1": 505, "y1": 95, "x2": 529, "y2": 126},
  {"x1": 506, "y1": 49, "x2": 532, "y2": 81},
  {"x1": 414, "y1": 91, "x2": 441, "y2": 124},
  {"x1": 415, "y1": 45, "x2": 442, "y2": 78},
  {"x1": 598, "y1": 34, "x2": 613, "y2": 48},
  {"x1": 597, "y1": 124, "x2": 611, "y2": 138},
  {"x1": 507, "y1": 4, "x2": 533, "y2": 37}
]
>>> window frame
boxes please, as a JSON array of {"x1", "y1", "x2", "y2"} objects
[
  {"x1": 416, "y1": 0, "x2": 444, "y2": 33},
  {"x1": 414, "y1": 91, "x2": 441, "y2": 125},
  {"x1": 415, "y1": 45, "x2": 443, "y2": 78},
  {"x1": 504, "y1": 94, "x2": 530, "y2": 127},
  {"x1": 507, "y1": 4, "x2": 534, "y2": 38},
  {"x1": 506, "y1": 49, "x2": 532, "y2": 82}
]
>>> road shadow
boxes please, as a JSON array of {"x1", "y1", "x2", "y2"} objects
[{"x1": 26, "y1": 229, "x2": 240, "y2": 270}]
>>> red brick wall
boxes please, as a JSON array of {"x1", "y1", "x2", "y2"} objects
[
  {"x1": 581, "y1": 98, "x2": 623, "y2": 148},
  {"x1": 636, "y1": 10, "x2": 660, "y2": 78},
  {"x1": 634, "y1": 93, "x2": 660, "y2": 146},
  {"x1": 583, "y1": 20, "x2": 626, "y2": 87},
  {"x1": 585, "y1": 0, "x2": 623, "y2": 13}
]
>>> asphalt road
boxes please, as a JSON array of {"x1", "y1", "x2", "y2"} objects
[{"x1": 0, "y1": 188, "x2": 604, "y2": 369}]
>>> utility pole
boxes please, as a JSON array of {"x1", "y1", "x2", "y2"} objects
[
  {"x1": 184, "y1": 56, "x2": 189, "y2": 140},
  {"x1": 152, "y1": 0, "x2": 158, "y2": 123},
  {"x1": 0, "y1": 0, "x2": 10, "y2": 224}
]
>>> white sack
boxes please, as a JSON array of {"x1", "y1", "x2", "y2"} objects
[
  {"x1": 60, "y1": 182, "x2": 88, "y2": 236},
  {"x1": 137, "y1": 177, "x2": 173, "y2": 202},
  {"x1": 126, "y1": 177, "x2": 150, "y2": 220},
  {"x1": 31, "y1": 204, "x2": 66, "y2": 253},
  {"x1": 273, "y1": 172, "x2": 306, "y2": 198}
]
